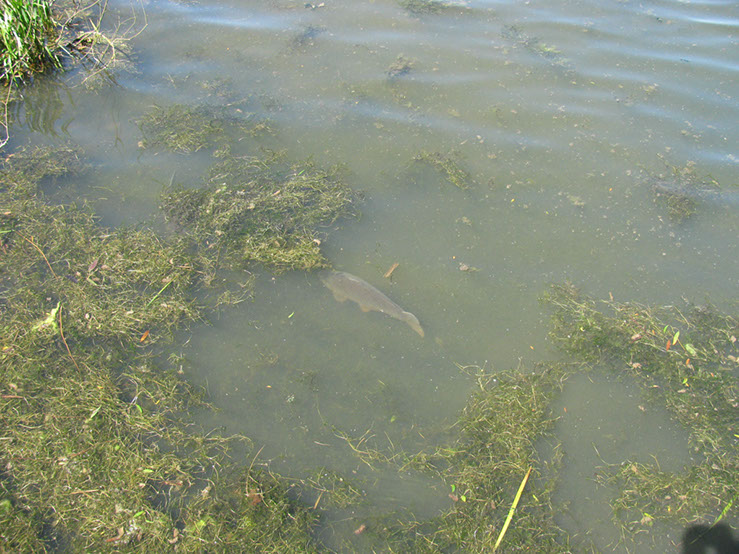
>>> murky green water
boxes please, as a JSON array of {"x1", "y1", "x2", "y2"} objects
[{"x1": 9, "y1": 0, "x2": 738, "y2": 550}]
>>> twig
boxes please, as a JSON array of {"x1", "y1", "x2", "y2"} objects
[
  {"x1": 18, "y1": 233, "x2": 57, "y2": 278},
  {"x1": 58, "y1": 305, "x2": 80, "y2": 371}
]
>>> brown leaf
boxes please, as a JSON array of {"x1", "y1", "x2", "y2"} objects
[{"x1": 105, "y1": 527, "x2": 124, "y2": 543}]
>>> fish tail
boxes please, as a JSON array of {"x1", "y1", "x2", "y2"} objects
[{"x1": 402, "y1": 311, "x2": 425, "y2": 338}]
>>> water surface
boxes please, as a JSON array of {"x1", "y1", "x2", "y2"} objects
[{"x1": 10, "y1": 0, "x2": 738, "y2": 550}]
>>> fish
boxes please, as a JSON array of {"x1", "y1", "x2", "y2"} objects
[{"x1": 319, "y1": 270, "x2": 424, "y2": 337}]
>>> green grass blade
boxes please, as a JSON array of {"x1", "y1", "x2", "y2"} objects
[{"x1": 494, "y1": 466, "x2": 532, "y2": 551}]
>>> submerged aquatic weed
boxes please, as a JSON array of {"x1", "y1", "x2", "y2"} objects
[
  {"x1": 649, "y1": 162, "x2": 724, "y2": 223},
  {"x1": 340, "y1": 365, "x2": 571, "y2": 552},
  {"x1": 179, "y1": 468, "x2": 320, "y2": 553},
  {"x1": 501, "y1": 25, "x2": 572, "y2": 71},
  {"x1": 0, "y1": 198, "x2": 199, "y2": 342},
  {"x1": 302, "y1": 468, "x2": 364, "y2": 510},
  {"x1": 410, "y1": 369, "x2": 566, "y2": 551},
  {"x1": 289, "y1": 25, "x2": 325, "y2": 51},
  {"x1": 0, "y1": 147, "x2": 199, "y2": 548},
  {"x1": 413, "y1": 150, "x2": 473, "y2": 190},
  {"x1": 657, "y1": 186, "x2": 698, "y2": 222},
  {"x1": 161, "y1": 152, "x2": 360, "y2": 272},
  {"x1": 399, "y1": 0, "x2": 450, "y2": 16},
  {"x1": 0, "y1": 144, "x2": 85, "y2": 196},
  {"x1": 543, "y1": 283, "x2": 739, "y2": 533},
  {"x1": 0, "y1": 145, "x2": 325, "y2": 551},
  {"x1": 387, "y1": 55, "x2": 415, "y2": 81},
  {"x1": 137, "y1": 104, "x2": 226, "y2": 153},
  {"x1": 417, "y1": 365, "x2": 570, "y2": 552},
  {"x1": 137, "y1": 104, "x2": 266, "y2": 154}
]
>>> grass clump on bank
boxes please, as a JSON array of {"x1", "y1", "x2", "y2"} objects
[
  {"x1": 0, "y1": 0, "x2": 59, "y2": 82},
  {"x1": 1, "y1": 1, "x2": 141, "y2": 144},
  {"x1": 161, "y1": 152, "x2": 360, "y2": 274},
  {"x1": 543, "y1": 283, "x2": 738, "y2": 534}
]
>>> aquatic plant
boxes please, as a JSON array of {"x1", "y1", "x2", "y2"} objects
[
  {"x1": 137, "y1": 104, "x2": 268, "y2": 154},
  {"x1": 289, "y1": 25, "x2": 325, "y2": 51},
  {"x1": 501, "y1": 25, "x2": 572, "y2": 72},
  {"x1": 302, "y1": 468, "x2": 365, "y2": 510},
  {"x1": 387, "y1": 55, "x2": 415, "y2": 81},
  {"x1": 425, "y1": 365, "x2": 571, "y2": 552},
  {"x1": 356, "y1": 364, "x2": 571, "y2": 552},
  {"x1": 399, "y1": 0, "x2": 450, "y2": 16},
  {"x1": 179, "y1": 468, "x2": 320, "y2": 553},
  {"x1": 649, "y1": 162, "x2": 724, "y2": 223},
  {"x1": 161, "y1": 152, "x2": 360, "y2": 273},
  {"x1": 334, "y1": 280, "x2": 737, "y2": 550},
  {"x1": 544, "y1": 283, "x2": 738, "y2": 534},
  {"x1": 0, "y1": 146, "x2": 324, "y2": 551},
  {"x1": 413, "y1": 150, "x2": 473, "y2": 190},
  {"x1": 5, "y1": 138, "x2": 735, "y2": 551},
  {"x1": 658, "y1": 188, "x2": 698, "y2": 222}
]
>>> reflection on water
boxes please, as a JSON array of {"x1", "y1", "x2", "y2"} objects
[{"x1": 9, "y1": 0, "x2": 738, "y2": 550}]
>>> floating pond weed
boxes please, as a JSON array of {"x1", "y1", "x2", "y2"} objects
[
  {"x1": 180, "y1": 468, "x2": 320, "y2": 553},
  {"x1": 302, "y1": 468, "x2": 365, "y2": 510}
]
